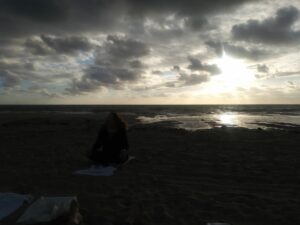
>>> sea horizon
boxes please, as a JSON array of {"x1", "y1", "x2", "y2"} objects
[{"x1": 1, "y1": 104, "x2": 300, "y2": 130}]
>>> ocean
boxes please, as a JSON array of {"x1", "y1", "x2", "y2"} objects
[{"x1": 0, "y1": 105, "x2": 300, "y2": 130}]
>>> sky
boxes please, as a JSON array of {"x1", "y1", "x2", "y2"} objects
[{"x1": 0, "y1": 0, "x2": 300, "y2": 104}]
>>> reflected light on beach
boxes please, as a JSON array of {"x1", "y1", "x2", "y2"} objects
[{"x1": 218, "y1": 114, "x2": 237, "y2": 126}]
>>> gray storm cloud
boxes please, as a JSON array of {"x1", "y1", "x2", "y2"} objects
[
  {"x1": 232, "y1": 6, "x2": 300, "y2": 44},
  {"x1": 66, "y1": 35, "x2": 150, "y2": 94},
  {"x1": 187, "y1": 56, "x2": 221, "y2": 75},
  {"x1": 205, "y1": 41, "x2": 273, "y2": 61},
  {"x1": 0, "y1": 0, "x2": 256, "y2": 38},
  {"x1": 25, "y1": 35, "x2": 94, "y2": 55}
]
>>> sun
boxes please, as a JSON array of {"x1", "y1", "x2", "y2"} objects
[{"x1": 213, "y1": 50, "x2": 255, "y2": 89}]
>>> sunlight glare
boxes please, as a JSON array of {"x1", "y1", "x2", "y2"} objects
[
  {"x1": 218, "y1": 113, "x2": 237, "y2": 125},
  {"x1": 214, "y1": 50, "x2": 255, "y2": 89}
]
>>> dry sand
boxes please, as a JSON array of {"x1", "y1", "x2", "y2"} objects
[{"x1": 0, "y1": 112, "x2": 299, "y2": 225}]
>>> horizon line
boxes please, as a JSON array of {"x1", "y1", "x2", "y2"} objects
[{"x1": 0, "y1": 103, "x2": 300, "y2": 106}]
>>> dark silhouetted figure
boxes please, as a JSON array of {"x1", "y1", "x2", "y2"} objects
[{"x1": 87, "y1": 112, "x2": 129, "y2": 164}]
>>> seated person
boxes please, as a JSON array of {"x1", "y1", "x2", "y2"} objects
[{"x1": 87, "y1": 112, "x2": 129, "y2": 165}]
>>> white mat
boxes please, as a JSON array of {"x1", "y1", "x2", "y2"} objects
[
  {"x1": 0, "y1": 192, "x2": 33, "y2": 221},
  {"x1": 74, "y1": 156, "x2": 135, "y2": 176}
]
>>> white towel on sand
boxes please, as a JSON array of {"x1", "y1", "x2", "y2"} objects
[
  {"x1": 74, "y1": 156, "x2": 135, "y2": 176},
  {"x1": 0, "y1": 192, "x2": 33, "y2": 221}
]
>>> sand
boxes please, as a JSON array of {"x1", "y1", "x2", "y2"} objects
[{"x1": 0, "y1": 112, "x2": 299, "y2": 225}]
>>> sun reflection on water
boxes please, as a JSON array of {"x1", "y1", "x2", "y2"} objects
[{"x1": 218, "y1": 113, "x2": 238, "y2": 126}]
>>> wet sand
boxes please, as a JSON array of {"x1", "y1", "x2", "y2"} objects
[{"x1": 0, "y1": 112, "x2": 299, "y2": 225}]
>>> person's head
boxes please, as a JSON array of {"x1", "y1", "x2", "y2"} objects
[{"x1": 104, "y1": 112, "x2": 126, "y2": 133}]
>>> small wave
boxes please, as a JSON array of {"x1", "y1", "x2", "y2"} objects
[{"x1": 137, "y1": 112, "x2": 300, "y2": 130}]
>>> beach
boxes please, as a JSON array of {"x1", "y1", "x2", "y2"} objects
[{"x1": 0, "y1": 111, "x2": 299, "y2": 225}]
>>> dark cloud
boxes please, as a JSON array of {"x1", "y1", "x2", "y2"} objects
[
  {"x1": 0, "y1": 61, "x2": 37, "y2": 87},
  {"x1": 40, "y1": 35, "x2": 93, "y2": 54},
  {"x1": 287, "y1": 81, "x2": 296, "y2": 89},
  {"x1": 104, "y1": 35, "x2": 149, "y2": 62},
  {"x1": 172, "y1": 65, "x2": 181, "y2": 71},
  {"x1": 94, "y1": 35, "x2": 149, "y2": 69},
  {"x1": 0, "y1": 61, "x2": 35, "y2": 71},
  {"x1": 206, "y1": 40, "x2": 272, "y2": 61},
  {"x1": 160, "y1": 71, "x2": 210, "y2": 88},
  {"x1": 0, "y1": 0, "x2": 121, "y2": 38},
  {"x1": 66, "y1": 35, "x2": 149, "y2": 94},
  {"x1": 25, "y1": 35, "x2": 94, "y2": 55},
  {"x1": 184, "y1": 16, "x2": 208, "y2": 31},
  {"x1": 0, "y1": 38, "x2": 29, "y2": 59},
  {"x1": 165, "y1": 59, "x2": 216, "y2": 88},
  {"x1": 187, "y1": 56, "x2": 221, "y2": 75},
  {"x1": 178, "y1": 73, "x2": 209, "y2": 86},
  {"x1": 1, "y1": 0, "x2": 66, "y2": 22},
  {"x1": 21, "y1": 85, "x2": 62, "y2": 98},
  {"x1": 255, "y1": 67, "x2": 300, "y2": 79},
  {"x1": 255, "y1": 64, "x2": 269, "y2": 79},
  {"x1": 34, "y1": 89, "x2": 61, "y2": 98},
  {"x1": 87, "y1": 66, "x2": 139, "y2": 84},
  {"x1": 232, "y1": 6, "x2": 300, "y2": 44},
  {"x1": 0, "y1": 59, "x2": 73, "y2": 91},
  {"x1": 164, "y1": 81, "x2": 176, "y2": 88},
  {"x1": 25, "y1": 38, "x2": 53, "y2": 55},
  {"x1": 0, "y1": 70, "x2": 20, "y2": 87},
  {"x1": 274, "y1": 70, "x2": 300, "y2": 77},
  {"x1": 257, "y1": 64, "x2": 269, "y2": 73},
  {"x1": 129, "y1": 60, "x2": 144, "y2": 69},
  {"x1": 126, "y1": 0, "x2": 255, "y2": 17},
  {"x1": 66, "y1": 66, "x2": 140, "y2": 94},
  {"x1": 0, "y1": 0, "x2": 256, "y2": 39},
  {"x1": 152, "y1": 70, "x2": 162, "y2": 75},
  {"x1": 149, "y1": 27, "x2": 184, "y2": 42}
]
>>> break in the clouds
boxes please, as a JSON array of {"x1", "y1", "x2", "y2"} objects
[{"x1": 0, "y1": 0, "x2": 300, "y2": 104}]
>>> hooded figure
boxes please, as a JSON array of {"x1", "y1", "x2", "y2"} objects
[{"x1": 88, "y1": 112, "x2": 129, "y2": 164}]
